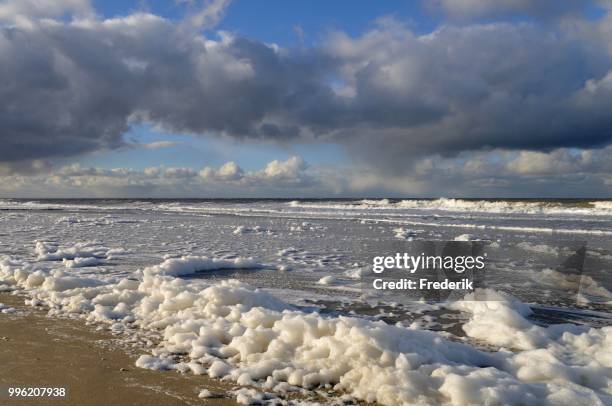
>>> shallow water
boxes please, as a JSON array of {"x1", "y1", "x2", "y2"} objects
[
  {"x1": 1, "y1": 198, "x2": 610, "y2": 318},
  {"x1": 1, "y1": 198, "x2": 611, "y2": 404}
]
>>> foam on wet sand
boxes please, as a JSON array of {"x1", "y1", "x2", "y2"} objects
[{"x1": 1, "y1": 248, "x2": 611, "y2": 405}]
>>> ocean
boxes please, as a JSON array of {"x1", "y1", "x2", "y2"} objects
[{"x1": 0, "y1": 198, "x2": 611, "y2": 404}]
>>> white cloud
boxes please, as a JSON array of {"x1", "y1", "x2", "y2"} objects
[
  {"x1": 144, "y1": 167, "x2": 161, "y2": 176},
  {"x1": 505, "y1": 151, "x2": 580, "y2": 175},
  {"x1": 0, "y1": 0, "x2": 94, "y2": 24},
  {"x1": 142, "y1": 141, "x2": 182, "y2": 150},
  {"x1": 199, "y1": 161, "x2": 244, "y2": 181},
  {"x1": 182, "y1": 0, "x2": 232, "y2": 31},
  {"x1": 217, "y1": 161, "x2": 243, "y2": 180},
  {"x1": 199, "y1": 156, "x2": 312, "y2": 187},
  {"x1": 3, "y1": 7, "x2": 612, "y2": 172},
  {"x1": 0, "y1": 148, "x2": 611, "y2": 197},
  {"x1": 0, "y1": 156, "x2": 323, "y2": 197},
  {"x1": 263, "y1": 156, "x2": 307, "y2": 179},
  {"x1": 164, "y1": 167, "x2": 197, "y2": 178},
  {"x1": 430, "y1": 0, "x2": 603, "y2": 20},
  {"x1": 0, "y1": 1, "x2": 611, "y2": 198}
]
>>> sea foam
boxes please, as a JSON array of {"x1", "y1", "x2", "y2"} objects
[{"x1": 1, "y1": 250, "x2": 611, "y2": 405}]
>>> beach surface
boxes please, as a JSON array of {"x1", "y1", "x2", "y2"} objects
[{"x1": 0, "y1": 293, "x2": 236, "y2": 406}]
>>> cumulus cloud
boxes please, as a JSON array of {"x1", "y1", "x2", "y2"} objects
[
  {"x1": 218, "y1": 161, "x2": 243, "y2": 179},
  {"x1": 1, "y1": 1, "x2": 612, "y2": 193},
  {"x1": 1, "y1": 150, "x2": 610, "y2": 198},
  {"x1": 200, "y1": 161, "x2": 242, "y2": 181},
  {"x1": 0, "y1": 0, "x2": 94, "y2": 24},
  {"x1": 0, "y1": 156, "x2": 321, "y2": 197},
  {"x1": 362, "y1": 146, "x2": 612, "y2": 196},
  {"x1": 428, "y1": 0, "x2": 606, "y2": 21},
  {"x1": 164, "y1": 167, "x2": 197, "y2": 178},
  {"x1": 263, "y1": 156, "x2": 307, "y2": 179},
  {"x1": 199, "y1": 156, "x2": 313, "y2": 187},
  {"x1": 505, "y1": 150, "x2": 585, "y2": 175}
]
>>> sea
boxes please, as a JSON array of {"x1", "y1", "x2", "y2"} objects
[{"x1": 0, "y1": 198, "x2": 610, "y2": 404}]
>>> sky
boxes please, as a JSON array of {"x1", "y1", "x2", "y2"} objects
[{"x1": 1, "y1": 0, "x2": 612, "y2": 198}]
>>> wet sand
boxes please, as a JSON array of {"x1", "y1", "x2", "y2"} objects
[{"x1": 0, "y1": 293, "x2": 237, "y2": 406}]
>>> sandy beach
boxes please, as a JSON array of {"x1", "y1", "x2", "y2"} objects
[{"x1": 0, "y1": 293, "x2": 236, "y2": 406}]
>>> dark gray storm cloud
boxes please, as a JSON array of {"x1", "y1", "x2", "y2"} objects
[
  {"x1": 0, "y1": 14, "x2": 332, "y2": 162},
  {"x1": 2, "y1": 5, "x2": 612, "y2": 171}
]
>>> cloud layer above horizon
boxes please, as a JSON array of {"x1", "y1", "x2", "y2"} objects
[{"x1": 1, "y1": 0, "x2": 612, "y2": 197}]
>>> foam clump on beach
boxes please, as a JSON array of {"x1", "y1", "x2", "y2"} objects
[
  {"x1": 454, "y1": 234, "x2": 479, "y2": 241},
  {"x1": 197, "y1": 388, "x2": 215, "y2": 398},
  {"x1": 516, "y1": 242, "x2": 559, "y2": 255},
  {"x1": 317, "y1": 275, "x2": 336, "y2": 285},
  {"x1": 449, "y1": 289, "x2": 612, "y2": 401},
  {"x1": 289, "y1": 222, "x2": 326, "y2": 232},
  {"x1": 1, "y1": 253, "x2": 611, "y2": 405},
  {"x1": 393, "y1": 227, "x2": 417, "y2": 240},
  {"x1": 450, "y1": 289, "x2": 546, "y2": 350},
  {"x1": 531, "y1": 269, "x2": 612, "y2": 302},
  {"x1": 0, "y1": 257, "x2": 104, "y2": 293},
  {"x1": 0, "y1": 302, "x2": 16, "y2": 314},
  {"x1": 344, "y1": 266, "x2": 368, "y2": 279},
  {"x1": 135, "y1": 354, "x2": 174, "y2": 370},
  {"x1": 35, "y1": 241, "x2": 111, "y2": 261},
  {"x1": 233, "y1": 226, "x2": 272, "y2": 235},
  {"x1": 143, "y1": 255, "x2": 265, "y2": 277},
  {"x1": 63, "y1": 257, "x2": 104, "y2": 268},
  {"x1": 232, "y1": 388, "x2": 282, "y2": 405}
]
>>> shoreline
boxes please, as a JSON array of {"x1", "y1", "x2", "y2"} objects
[{"x1": 0, "y1": 293, "x2": 237, "y2": 406}]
